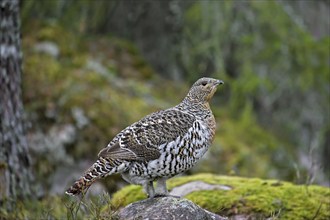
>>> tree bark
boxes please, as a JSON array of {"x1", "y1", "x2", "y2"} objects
[{"x1": 0, "y1": 0, "x2": 33, "y2": 210}]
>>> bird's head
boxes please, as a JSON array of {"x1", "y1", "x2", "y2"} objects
[{"x1": 185, "y1": 77, "x2": 223, "y2": 103}]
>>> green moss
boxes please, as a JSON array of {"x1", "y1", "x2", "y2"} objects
[
  {"x1": 36, "y1": 23, "x2": 80, "y2": 56},
  {"x1": 111, "y1": 173, "x2": 330, "y2": 219},
  {"x1": 111, "y1": 185, "x2": 148, "y2": 208},
  {"x1": 0, "y1": 162, "x2": 7, "y2": 169},
  {"x1": 111, "y1": 38, "x2": 156, "y2": 79},
  {"x1": 22, "y1": 22, "x2": 162, "y2": 158},
  {"x1": 0, "y1": 196, "x2": 66, "y2": 219}
]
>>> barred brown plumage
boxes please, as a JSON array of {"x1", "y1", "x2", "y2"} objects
[{"x1": 65, "y1": 77, "x2": 223, "y2": 197}]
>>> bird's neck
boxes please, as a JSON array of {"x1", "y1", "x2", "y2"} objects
[{"x1": 176, "y1": 99, "x2": 212, "y2": 118}]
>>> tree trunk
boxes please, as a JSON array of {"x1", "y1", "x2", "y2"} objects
[{"x1": 0, "y1": 0, "x2": 33, "y2": 210}]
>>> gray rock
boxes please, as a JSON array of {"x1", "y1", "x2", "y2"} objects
[
  {"x1": 170, "y1": 181, "x2": 232, "y2": 197},
  {"x1": 71, "y1": 107, "x2": 90, "y2": 129},
  {"x1": 34, "y1": 41, "x2": 60, "y2": 58},
  {"x1": 117, "y1": 196, "x2": 227, "y2": 220},
  {"x1": 86, "y1": 59, "x2": 114, "y2": 77},
  {"x1": 28, "y1": 124, "x2": 75, "y2": 165}
]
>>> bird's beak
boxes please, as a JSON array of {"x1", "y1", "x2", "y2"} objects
[{"x1": 214, "y1": 80, "x2": 224, "y2": 86}]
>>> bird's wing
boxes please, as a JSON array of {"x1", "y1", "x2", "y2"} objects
[{"x1": 98, "y1": 109, "x2": 196, "y2": 161}]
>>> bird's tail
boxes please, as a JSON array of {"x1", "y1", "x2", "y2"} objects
[{"x1": 65, "y1": 157, "x2": 126, "y2": 196}]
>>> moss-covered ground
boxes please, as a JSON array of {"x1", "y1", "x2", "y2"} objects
[{"x1": 112, "y1": 173, "x2": 330, "y2": 220}]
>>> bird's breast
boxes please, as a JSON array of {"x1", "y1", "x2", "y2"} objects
[{"x1": 128, "y1": 118, "x2": 216, "y2": 180}]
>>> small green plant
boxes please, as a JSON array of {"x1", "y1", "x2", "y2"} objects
[
  {"x1": 64, "y1": 192, "x2": 118, "y2": 220},
  {"x1": 64, "y1": 195, "x2": 84, "y2": 220}
]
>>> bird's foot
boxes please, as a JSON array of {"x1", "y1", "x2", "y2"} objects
[
  {"x1": 154, "y1": 193, "x2": 168, "y2": 198},
  {"x1": 154, "y1": 193, "x2": 181, "y2": 199}
]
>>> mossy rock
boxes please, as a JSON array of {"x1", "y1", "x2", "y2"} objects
[{"x1": 111, "y1": 173, "x2": 330, "y2": 220}]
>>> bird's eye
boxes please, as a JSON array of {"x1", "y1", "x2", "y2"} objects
[{"x1": 201, "y1": 81, "x2": 207, "y2": 86}]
